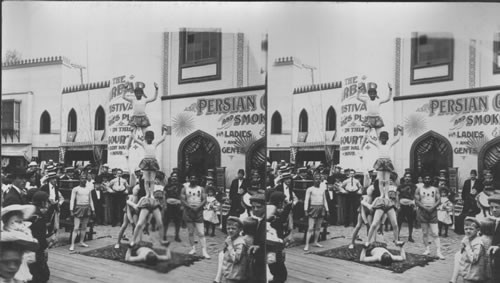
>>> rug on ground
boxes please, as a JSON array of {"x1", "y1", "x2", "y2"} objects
[
  {"x1": 79, "y1": 242, "x2": 202, "y2": 273},
  {"x1": 312, "y1": 243, "x2": 437, "y2": 273}
]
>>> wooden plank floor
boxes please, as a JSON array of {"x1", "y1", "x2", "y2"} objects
[
  {"x1": 48, "y1": 224, "x2": 225, "y2": 283},
  {"x1": 47, "y1": 223, "x2": 462, "y2": 283},
  {"x1": 285, "y1": 224, "x2": 460, "y2": 283}
]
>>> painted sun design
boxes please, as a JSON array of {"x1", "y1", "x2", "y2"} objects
[
  {"x1": 234, "y1": 135, "x2": 258, "y2": 155},
  {"x1": 403, "y1": 114, "x2": 427, "y2": 137},
  {"x1": 172, "y1": 113, "x2": 195, "y2": 137},
  {"x1": 466, "y1": 136, "x2": 489, "y2": 155}
]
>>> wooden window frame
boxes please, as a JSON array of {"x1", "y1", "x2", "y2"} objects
[
  {"x1": 410, "y1": 32, "x2": 454, "y2": 85},
  {"x1": 178, "y1": 29, "x2": 222, "y2": 84},
  {"x1": 1, "y1": 99, "x2": 21, "y2": 142},
  {"x1": 494, "y1": 33, "x2": 500, "y2": 74}
]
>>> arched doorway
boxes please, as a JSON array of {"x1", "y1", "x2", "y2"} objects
[
  {"x1": 178, "y1": 130, "x2": 221, "y2": 179},
  {"x1": 478, "y1": 136, "x2": 500, "y2": 185},
  {"x1": 246, "y1": 138, "x2": 266, "y2": 176},
  {"x1": 410, "y1": 131, "x2": 453, "y2": 178}
]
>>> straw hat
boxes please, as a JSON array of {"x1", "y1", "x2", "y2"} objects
[{"x1": 0, "y1": 230, "x2": 39, "y2": 252}]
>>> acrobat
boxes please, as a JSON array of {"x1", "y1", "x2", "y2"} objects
[
  {"x1": 367, "y1": 129, "x2": 400, "y2": 191},
  {"x1": 129, "y1": 126, "x2": 169, "y2": 251},
  {"x1": 123, "y1": 82, "x2": 159, "y2": 154},
  {"x1": 357, "y1": 83, "x2": 392, "y2": 150},
  {"x1": 360, "y1": 241, "x2": 406, "y2": 266},
  {"x1": 125, "y1": 243, "x2": 171, "y2": 265}
]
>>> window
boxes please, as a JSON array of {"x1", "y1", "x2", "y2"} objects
[
  {"x1": 68, "y1": 109, "x2": 77, "y2": 132},
  {"x1": 271, "y1": 111, "x2": 282, "y2": 134},
  {"x1": 95, "y1": 106, "x2": 105, "y2": 130},
  {"x1": 494, "y1": 33, "x2": 500, "y2": 74},
  {"x1": 299, "y1": 109, "x2": 308, "y2": 133},
  {"x1": 1, "y1": 100, "x2": 21, "y2": 141},
  {"x1": 326, "y1": 106, "x2": 336, "y2": 131},
  {"x1": 411, "y1": 32, "x2": 454, "y2": 84},
  {"x1": 179, "y1": 30, "x2": 221, "y2": 83},
  {"x1": 40, "y1": 111, "x2": 51, "y2": 134}
]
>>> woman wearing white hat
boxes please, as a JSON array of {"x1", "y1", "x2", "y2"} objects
[{"x1": 1, "y1": 204, "x2": 38, "y2": 283}]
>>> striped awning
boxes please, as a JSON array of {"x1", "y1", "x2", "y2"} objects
[{"x1": 1, "y1": 144, "x2": 32, "y2": 161}]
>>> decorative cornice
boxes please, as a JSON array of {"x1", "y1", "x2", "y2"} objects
[
  {"x1": 393, "y1": 85, "x2": 500, "y2": 101},
  {"x1": 274, "y1": 56, "x2": 300, "y2": 66},
  {"x1": 293, "y1": 81, "x2": 342, "y2": 94},
  {"x1": 62, "y1": 81, "x2": 110, "y2": 94},
  {"x1": 2, "y1": 56, "x2": 73, "y2": 69}
]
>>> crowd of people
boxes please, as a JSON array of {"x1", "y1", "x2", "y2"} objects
[
  {"x1": 0, "y1": 160, "x2": 269, "y2": 283},
  {"x1": 263, "y1": 159, "x2": 499, "y2": 283},
  {"x1": 1, "y1": 156, "x2": 499, "y2": 283}
]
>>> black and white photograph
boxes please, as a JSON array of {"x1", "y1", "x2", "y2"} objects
[{"x1": 1, "y1": 2, "x2": 500, "y2": 283}]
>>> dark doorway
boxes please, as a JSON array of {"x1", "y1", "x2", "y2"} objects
[
  {"x1": 178, "y1": 130, "x2": 221, "y2": 179},
  {"x1": 246, "y1": 138, "x2": 266, "y2": 176},
  {"x1": 479, "y1": 136, "x2": 500, "y2": 186},
  {"x1": 410, "y1": 131, "x2": 453, "y2": 178}
]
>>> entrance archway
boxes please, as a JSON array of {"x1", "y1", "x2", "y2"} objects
[
  {"x1": 410, "y1": 131, "x2": 453, "y2": 178},
  {"x1": 178, "y1": 130, "x2": 221, "y2": 179},
  {"x1": 246, "y1": 138, "x2": 266, "y2": 176},
  {"x1": 478, "y1": 136, "x2": 500, "y2": 185}
]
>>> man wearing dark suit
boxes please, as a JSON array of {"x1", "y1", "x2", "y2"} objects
[
  {"x1": 91, "y1": 176, "x2": 105, "y2": 225},
  {"x1": 228, "y1": 169, "x2": 249, "y2": 217},
  {"x1": 248, "y1": 194, "x2": 266, "y2": 283},
  {"x1": 40, "y1": 170, "x2": 64, "y2": 239},
  {"x1": 487, "y1": 194, "x2": 500, "y2": 282},
  {"x1": 2, "y1": 170, "x2": 28, "y2": 206},
  {"x1": 461, "y1": 169, "x2": 483, "y2": 201}
]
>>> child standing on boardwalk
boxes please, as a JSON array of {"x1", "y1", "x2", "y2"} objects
[
  {"x1": 450, "y1": 217, "x2": 489, "y2": 283},
  {"x1": 204, "y1": 186, "x2": 220, "y2": 237},
  {"x1": 437, "y1": 187, "x2": 453, "y2": 237},
  {"x1": 213, "y1": 216, "x2": 249, "y2": 283}
]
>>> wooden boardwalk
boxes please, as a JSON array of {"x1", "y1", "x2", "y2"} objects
[
  {"x1": 48, "y1": 225, "x2": 225, "y2": 283},
  {"x1": 47, "y1": 224, "x2": 462, "y2": 283},
  {"x1": 285, "y1": 225, "x2": 460, "y2": 283}
]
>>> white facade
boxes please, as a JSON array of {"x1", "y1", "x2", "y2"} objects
[
  {"x1": 161, "y1": 31, "x2": 266, "y2": 181},
  {"x1": 393, "y1": 30, "x2": 500, "y2": 186},
  {"x1": 267, "y1": 56, "x2": 342, "y2": 166},
  {"x1": 2, "y1": 57, "x2": 85, "y2": 167}
]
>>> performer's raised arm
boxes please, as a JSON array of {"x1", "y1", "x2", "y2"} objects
[
  {"x1": 356, "y1": 88, "x2": 367, "y2": 103},
  {"x1": 154, "y1": 126, "x2": 168, "y2": 147},
  {"x1": 131, "y1": 128, "x2": 145, "y2": 148},
  {"x1": 367, "y1": 135, "x2": 379, "y2": 148},
  {"x1": 146, "y1": 82, "x2": 159, "y2": 103},
  {"x1": 380, "y1": 83, "x2": 393, "y2": 104},
  {"x1": 122, "y1": 92, "x2": 134, "y2": 103},
  {"x1": 390, "y1": 130, "x2": 400, "y2": 148}
]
